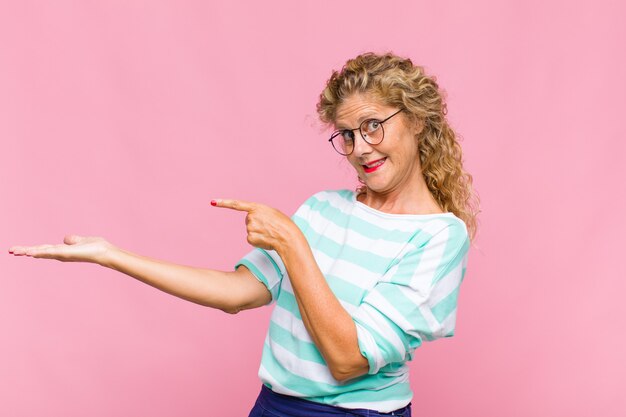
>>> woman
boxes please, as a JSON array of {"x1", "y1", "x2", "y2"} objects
[{"x1": 9, "y1": 52, "x2": 479, "y2": 416}]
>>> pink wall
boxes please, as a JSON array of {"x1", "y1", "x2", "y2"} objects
[{"x1": 1, "y1": 1, "x2": 624, "y2": 416}]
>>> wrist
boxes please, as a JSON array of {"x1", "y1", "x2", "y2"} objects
[
  {"x1": 98, "y1": 244, "x2": 123, "y2": 269},
  {"x1": 277, "y1": 224, "x2": 306, "y2": 256}
]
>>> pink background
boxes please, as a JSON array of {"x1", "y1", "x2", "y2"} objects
[{"x1": 1, "y1": 1, "x2": 624, "y2": 416}]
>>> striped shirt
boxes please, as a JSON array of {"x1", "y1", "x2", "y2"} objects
[{"x1": 235, "y1": 189, "x2": 470, "y2": 412}]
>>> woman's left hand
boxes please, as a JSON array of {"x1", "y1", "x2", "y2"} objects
[{"x1": 211, "y1": 199, "x2": 302, "y2": 253}]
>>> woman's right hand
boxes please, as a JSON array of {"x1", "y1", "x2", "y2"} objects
[{"x1": 8, "y1": 235, "x2": 116, "y2": 266}]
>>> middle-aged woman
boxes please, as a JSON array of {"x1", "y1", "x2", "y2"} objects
[{"x1": 9, "y1": 52, "x2": 479, "y2": 416}]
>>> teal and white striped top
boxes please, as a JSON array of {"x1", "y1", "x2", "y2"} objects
[{"x1": 235, "y1": 189, "x2": 470, "y2": 412}]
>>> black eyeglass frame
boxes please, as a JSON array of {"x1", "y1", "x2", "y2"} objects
[{"x1": 328, "y1": 108, "x2": 404, "y2": 156}]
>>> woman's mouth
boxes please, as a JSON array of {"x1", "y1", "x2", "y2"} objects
[{"x1": 362, "y1": 158, "x2": 386, "y2": 173}]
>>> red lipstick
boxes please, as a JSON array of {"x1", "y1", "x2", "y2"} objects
[{"x1": 362, "y1": 158, "x2": 386, "y2": 173}]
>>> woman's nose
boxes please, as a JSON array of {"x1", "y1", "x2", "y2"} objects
[{"x1": 351, "y1": 132, "x2": 374, "y2": 156}]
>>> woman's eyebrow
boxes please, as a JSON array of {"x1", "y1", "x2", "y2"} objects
[{"x1": 335, "y1": 113, "x2": 380, "y2": 130}]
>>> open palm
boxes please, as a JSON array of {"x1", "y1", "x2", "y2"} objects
[{"x1": 8, "y1": 235, "x2": 114, "y2": 265}]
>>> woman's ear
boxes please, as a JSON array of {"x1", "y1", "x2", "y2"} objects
[{"x1": 413, "y1": 118, "x2": 425, "y2": 136}]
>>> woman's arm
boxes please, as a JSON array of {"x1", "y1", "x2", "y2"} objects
[
  {"x1": 279, "y1": 234, "x2": 370, "y2": 382},
  {"x1": 103, "y1": 248, "x2": 270, "y2": 313},
  {"x1": 9, "y1": 235, "x2": 270, "y2": 314}
]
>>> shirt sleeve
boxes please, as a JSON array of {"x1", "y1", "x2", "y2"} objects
[
  {"x1": 351, "y1": 221, "x2": 471, "y2": 374},
  {"x1": 233, "y1": 193, "x2": 317, "y2": 304}
]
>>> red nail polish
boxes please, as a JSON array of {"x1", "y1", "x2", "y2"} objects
[{"x1": 210, "y1": 200, "x2": 217, "y2": 206}]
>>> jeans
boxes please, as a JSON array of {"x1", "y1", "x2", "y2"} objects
[{"x1": 248, "y1": 385, "x2": 412, "y2": 417}]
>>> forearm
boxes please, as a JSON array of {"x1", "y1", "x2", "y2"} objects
[
  {"x1": 279, "y1": 235, "x2": 368, "y2": 381},
  {"x1": 101, "y1": 247, "x2": 260, "y2": 313}
]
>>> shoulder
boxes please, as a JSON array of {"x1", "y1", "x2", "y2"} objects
[
  {"x1": 291, "y1": 189, "x2": 353, "y2": 223},
  {"x1": 403, "y1": 216, "x2": 469, "y2": 274},
  {"x1": 298, "y1": 189, "x2": 356, "y2": 210},
  {"x1": 422, "y1": 217, "x2": 470, "y2": 278},
  {"x1": 420, "y1": 216, "x2": 469, "y2": 250},
  {"x1": 308, "y1": 188, "x2": 355, "y2": 201},
  {"x1": 431, "y1": 215, "x2": 469, "y2": 241}
]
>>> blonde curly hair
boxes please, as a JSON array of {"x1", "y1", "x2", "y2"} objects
[{"x1": 317, "y1": 52, "x2": 480, "y2": 241}]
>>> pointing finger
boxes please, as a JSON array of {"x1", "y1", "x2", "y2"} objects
[{"x1": 211, "y1": 199, "x2": 257, "y2": 212}]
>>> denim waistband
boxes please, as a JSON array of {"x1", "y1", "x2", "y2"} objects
[{"x1": 255, "y1": 384, "x2": 412, "y2": 416}]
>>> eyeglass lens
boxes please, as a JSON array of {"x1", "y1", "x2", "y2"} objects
[{"x1": 332, "y1": 119, "x2": 384, "y2": 155}]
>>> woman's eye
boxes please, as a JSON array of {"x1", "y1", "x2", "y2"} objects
[
  {"x1": 365, "y1": 120, "x2": 381, "y2": 132},
  {"x1": 342, "y1": 131, "x2": 354, "y2": 142}
]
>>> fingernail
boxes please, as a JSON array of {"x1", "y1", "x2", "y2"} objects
[{"x1": 210, "y1": 200, "x2": 217, "y2": 206}]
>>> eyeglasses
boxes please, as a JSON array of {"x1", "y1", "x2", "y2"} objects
[{"x1": 328, "y1": 109, "x2": 403, "y2": 156}]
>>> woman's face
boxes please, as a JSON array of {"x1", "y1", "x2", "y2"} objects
[{"x1": 333, "y1": 93, "x2": 423, "y2": 196}]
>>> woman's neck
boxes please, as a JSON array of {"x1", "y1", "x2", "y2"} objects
[{"x1": 357, "y1": 180, "x2": 443, "y2": 215}]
